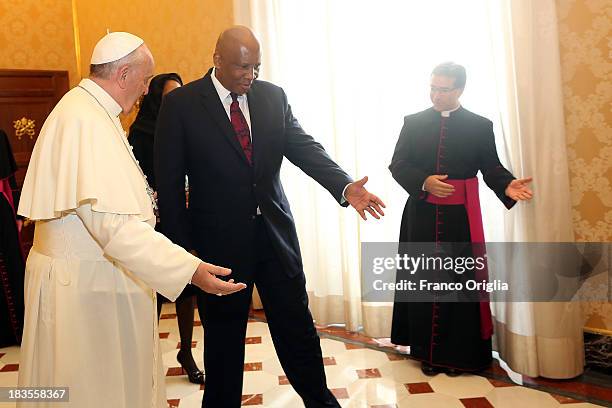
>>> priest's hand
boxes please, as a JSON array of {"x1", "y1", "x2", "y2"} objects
[
  {"x1": 424, "y1": 175, "x2": 455, "y2": 198},
  {"x1": 191, "y1": 262, "x2": 247, "y2": 296},
  {"x1": 505, "y1": 177, "x2": 533, "y2": 201},
  {"x1": 345, "y1": 176, "x2": 386, "y2": 220}
]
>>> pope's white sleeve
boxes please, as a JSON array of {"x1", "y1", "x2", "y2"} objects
[{"x1": 75, "y1": 203, "x2": 200, "y2": 301}]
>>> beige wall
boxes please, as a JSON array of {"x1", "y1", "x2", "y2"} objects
[
  {"x1": 557, "y1": 0, "x2": 611, "y2": 333},
  {"x1": 0, "y1": 0, "x2": 233, "y2": 86},
  {"x1": 0, "y1": 0, "x2": 233, "y2": 129},
  {"x1": 74, "y1": 0, "x2": 233, "y2": 126},
  {"x1": 0, "y1": 0, "x2": 79, "y2": 82},
  {"x1": 74, "y1": 0, "x2": 233, "y2": 85}
]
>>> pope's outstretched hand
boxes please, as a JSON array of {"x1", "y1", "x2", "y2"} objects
[{"x1": 191, "y1": 262, "x2": 247, "y2": 295}]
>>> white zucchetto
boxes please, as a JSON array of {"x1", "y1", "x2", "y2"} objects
[{"x1": 90, "y1": 31, "x2": 144, "y2": 65}]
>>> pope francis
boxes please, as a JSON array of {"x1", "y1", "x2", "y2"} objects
[{"x1": 16, "y1": 32, "x2": 246, "y2": 407}]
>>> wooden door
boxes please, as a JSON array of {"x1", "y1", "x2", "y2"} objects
[
  {"x1": 0, "y1": 69, "x2": 70, "y2": 253},
  {"x1": 0, "y1": 69, "x2": 69, "y2": 187}
]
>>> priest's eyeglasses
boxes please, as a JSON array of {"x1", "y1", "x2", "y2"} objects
[{"x1": 430, "y1": 86, "x2": 456, "y2": 94}]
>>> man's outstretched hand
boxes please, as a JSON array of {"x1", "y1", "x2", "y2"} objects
[
  {"x1": 345, "y1": 176, "x2": 386, "y2": 220},
  {"x1": 191, "y1": 262, "x2": 247, "y2": 296},
  {"x1": 505, "y1": 177, "x2": 534, "y2": 201}
]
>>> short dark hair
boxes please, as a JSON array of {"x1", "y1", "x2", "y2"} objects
[{"x1": 432, "y1": 62, "x2": 466, "y2": 89}]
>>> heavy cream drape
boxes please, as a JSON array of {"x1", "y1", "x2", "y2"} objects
[
  {"x1": 485, "y1": 0, "x2": 583, "y2": 379},
  {"x1": 237, "y1": 0, "x2": 583, "y2": 378}
]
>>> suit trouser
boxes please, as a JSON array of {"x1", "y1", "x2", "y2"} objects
[{"x1": 198, "y1": 217, "x2": 339, "y2": 408}]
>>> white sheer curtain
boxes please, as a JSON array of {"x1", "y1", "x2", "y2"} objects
[{"x1": 236, "y1": 0, "x2": 583, "y2": 378}]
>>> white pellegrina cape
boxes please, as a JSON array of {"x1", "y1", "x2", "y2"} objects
[{"x1": 17, "y1": 78, "x2": 200, "y2": 408}]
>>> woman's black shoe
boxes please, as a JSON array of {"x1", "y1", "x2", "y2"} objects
[{"x1": 177, "y1": 349, "x2": 205, "y2": 384}]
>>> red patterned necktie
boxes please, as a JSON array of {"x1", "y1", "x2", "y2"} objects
[{"x1": 230, "y1": 92, "x2": 253, "y2": 165}]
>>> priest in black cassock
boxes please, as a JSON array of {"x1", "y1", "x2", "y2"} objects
[
  {"x1": 0, "y1": 129, "x2": 25, "y2": 346},
  {"x1": 389, "y1": 62, "x2": 533, "y2": 376}
]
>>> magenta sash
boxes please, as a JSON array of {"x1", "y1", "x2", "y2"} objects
[
  {"x1": 425, "y1": 177, "x2": 493, "y2": 339},
  {"x1": 0, "y1": 178, "x2": 15, "y2": 211}
]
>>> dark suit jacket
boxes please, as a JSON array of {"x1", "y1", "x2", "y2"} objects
[{"x1": 155, "y1": 69, "x2": 352, "y2": 278}]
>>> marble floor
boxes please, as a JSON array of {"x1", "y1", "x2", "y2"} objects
[{"x1": 0, "y1": 303, "x2": 609, "y2": 407}]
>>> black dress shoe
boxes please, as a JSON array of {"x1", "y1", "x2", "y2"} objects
[
  {"x1": 421, "y1": 362, "x2": 442, "y2": 376},
  {"x1": 445, "y1": 368, "x2": 462, "y2": 377},
  {"x1": 177, "y1": 349, "x2": 205, "y2": 384}
]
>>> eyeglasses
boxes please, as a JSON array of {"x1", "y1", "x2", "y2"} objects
[{"x1": 430, "y1": 86, "x2": 456, "y2": 93}]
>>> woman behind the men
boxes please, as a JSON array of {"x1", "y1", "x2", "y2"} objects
[{"x1": 129, "y1": 73, "x2": 204, "y2": 384}]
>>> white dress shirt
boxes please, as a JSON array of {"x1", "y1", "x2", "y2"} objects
[
  {"x1": 210, "y1": 69, "x2": 351, "y2": 206},
  {"x1": 211, "y1": 68, "x2": 252, "y2": 137}
]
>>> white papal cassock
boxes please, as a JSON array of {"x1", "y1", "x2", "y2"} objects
[{"x1": 17, "y1": 78, "x2": 200, "y2": 408}]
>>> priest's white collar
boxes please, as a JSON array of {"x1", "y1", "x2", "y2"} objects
[
  {"x1": 439, "y1": 104, "x2": 461, "y2": 118},
  {"x1": 78, "y1": 78, "x2": 122, "y2": 117}
]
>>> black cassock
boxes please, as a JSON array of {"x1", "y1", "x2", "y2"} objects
[
  {"x1": 0, "y1": 129, "x2": 24, "y2": 346},
  {"x1": 389, "y1": 107, "x2": 515, "y2": 371}
]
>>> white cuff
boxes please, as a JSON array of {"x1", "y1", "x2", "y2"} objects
[{"x1": 341, "y1": 183, "x2": 350, "y2": 204}]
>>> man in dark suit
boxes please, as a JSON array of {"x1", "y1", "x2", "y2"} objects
[{"x1": 155, "y1": 26, "x2": 385, "y2": 407}]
